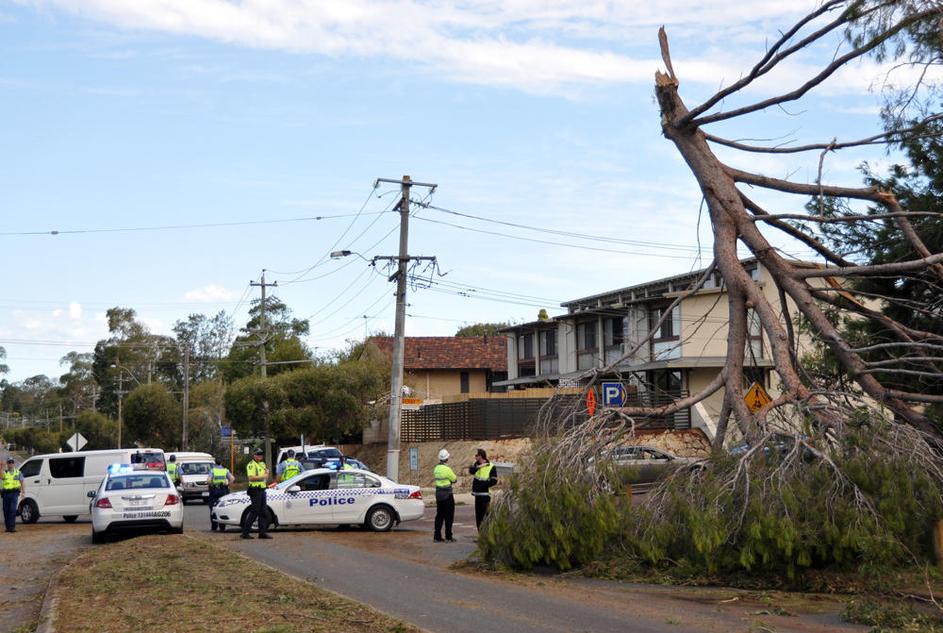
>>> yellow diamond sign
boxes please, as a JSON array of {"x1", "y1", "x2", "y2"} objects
[{"x1": 744, "y1": 382, "x2": 772, "y2": 413}]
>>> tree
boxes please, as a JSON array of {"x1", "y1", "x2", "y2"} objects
[
  {"x1": 73, "y1": 410, "x2": 117, "y2": 450},
  {"x1": 59, "y1": 352, "x2": 97, "y2": 413},
  {"x1": 455, "y1": 322, "x2": 509, "y2": 337},
  {"x1": 122, "y1": 383, "x2": 181, "y2": 448},
  {"x1": 0, "y1": 346, "x2": 8, "y2": 375},
  {"x1": 222, "y1": 296, "x2": 311, "y2": 383},
  {"x1": 187, "y1": 380, "x2": 227, "y2": 455},
  {"x1": 623, "y1": 0, "x2": 943, "y2": 441},
  {"x1": 173, "y1": 311, "x2": 234, "y2": 383}
]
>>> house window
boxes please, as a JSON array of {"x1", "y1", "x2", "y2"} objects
[
  {"x1": 517, "y1": 332, "x2": 535, "y2": 377},
  {"x1": 604, "y1": 316, "x2": 625, "y2": 364},
  {"x1": 460, "y1": 371, "x2": 470, "y2": 393},
  {"x1": 577, "y1": 321, "x2": 597, "y2": 371},
  {"x1": 652, "y1": 306, "x2": 680, "y2": 341},
  {"x1": 539, "y1": 330, "x2": 558, "y2": 374}
]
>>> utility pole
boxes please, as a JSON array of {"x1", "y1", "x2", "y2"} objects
[
  {"x1": 250, "y1": 269, "x2": 278, "y2": 470},
  {"x1": 374, "y1": 175, "x2": 437, "y2": 482},
  {"x1": 181, "y1": 346, "x2": 190, "y2": 450},
  {"x1": 58, "y1": 402, "x2": 63, "y2": 434},
  {"x1": 116, "y1": 359, "x2": 124, "y2": 449}
]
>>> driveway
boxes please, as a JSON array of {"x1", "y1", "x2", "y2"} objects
[{"x1": 183, "y1": 500, "x2": 863, "y2": 633}]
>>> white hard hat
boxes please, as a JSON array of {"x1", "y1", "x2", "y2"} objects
[{"x1": 438, "y1": 449, "x2": 450, "y2": 461}]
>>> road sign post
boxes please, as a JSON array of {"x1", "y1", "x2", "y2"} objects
[{"x1": 66, "y1": 432, "x2": 87, "y2": 452}]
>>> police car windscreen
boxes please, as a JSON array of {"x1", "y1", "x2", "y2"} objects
[
  {"x1": 180, "y1": 462, "x2": 212, "y2": 475},
  {"x1": 106, "y1": 474, "x2": 171, "y2": 491}
]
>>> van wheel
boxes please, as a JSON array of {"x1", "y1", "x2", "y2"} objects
[
  {"x1": 63, "y1": 515, "x2": 78, "y2": 523},
  {"x1": 365, "y1": 505, "x2": 394, "y2": 532},
  {"x1": 19, "y1": 499, "x2": 39, "y2": 524}
]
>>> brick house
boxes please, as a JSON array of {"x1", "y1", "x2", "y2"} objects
[{"x1": 369, "y1": 336, "x2": 508, "y2": 398}]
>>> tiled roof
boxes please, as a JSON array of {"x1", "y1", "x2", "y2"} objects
[{"x1": 369, "y1": 336, "x2": 507, "y2": 371}]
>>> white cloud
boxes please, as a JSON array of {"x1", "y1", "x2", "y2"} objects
[
  {"x1": 28, "y1": 0, "x2": 869, "y2": 93},
  {"x1": 183, "y1": 283, "x2": 238, "y2": 302},
  {"x1": 68, "y1": 301, "x2": 83, "y2": 319}
]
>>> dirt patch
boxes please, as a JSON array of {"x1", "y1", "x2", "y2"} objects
[
  {"x1": 0, "y1": 521, "x2": 89, "y2": 633},
  {"x1": 54, "y1": 534, "x2": 420, "y2": 633}
]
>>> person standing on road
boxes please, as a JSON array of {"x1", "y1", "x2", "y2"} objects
[
  {"x1": 276, "y1": 449, "x2": 302, "y2": 483},
  {"x1": 167, "y1": 454, "x2": 180, "y2": 486},
  {"x1": 208, "y1": 457, "x2": 234, "y2": 532},
  {"x1": 2, "y1": 458, "x2": 24, "y2": 533},
  {"x1": 433, "y1": 449, "x2": 457, "y2": 543},
  {"x1": 468, "y1": 448, "x2": 498, "y2": 530},
  {"x1": 242, "y1": 448, "x2": 272, "y2": 540}
]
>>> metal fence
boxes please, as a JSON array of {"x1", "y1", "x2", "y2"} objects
[{"x1": 401, "y1": 390, "x2": 691, "y2": 442}]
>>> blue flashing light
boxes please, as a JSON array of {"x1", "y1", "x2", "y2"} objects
[{"x1": 107, "y1": 463, "x2": 135, "y2": 475}]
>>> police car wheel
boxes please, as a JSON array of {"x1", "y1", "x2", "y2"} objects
[
  {"x1": 218, "y1": 524, "x2": 226, "y2": 532},
  {"x1": 366, "y1": 505, "x2": 394, "y2": 532},
  {"x1": 91, "y1": 530, "x2": 106, "y2": 544},
  {"x1": 19, "y1": 499, "x2": 39, "y2": 524}
]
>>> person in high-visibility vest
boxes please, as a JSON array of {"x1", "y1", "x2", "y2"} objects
[
  {"x1": 2, "y1": 458, "x2": 25, "y2": 533},
  {"x1": 166, "y1": 454, "x2": 180, "y2": 486},
  {"x1": 468, "y1": 448, "x2": 498, "y2": 530},
  {"x1": 242, "y1": 448, "x2": 272, "y2": 540},
  {"x1": 433, "y1": 449, "x2": 457, "y2": 543},
  {"x1": 207, "y1": 457, "x2": 234, "y2": 532},
  {"x1": 276, "y1": 450, "x2": 303, "y2": 482}
]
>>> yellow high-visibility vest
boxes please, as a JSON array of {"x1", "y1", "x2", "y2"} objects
[
  {"x1": 246, "y1": 461, "x2": 268, "y2": 488},
  {"x1": 2, "y1": 468, "x2": 21, "y2": 491}
]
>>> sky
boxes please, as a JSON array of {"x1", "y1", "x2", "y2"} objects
[{"x1": 0, "y1": 0, "x2": 921, "y2": 382}]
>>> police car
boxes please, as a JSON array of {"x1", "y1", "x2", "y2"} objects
[
  {"x1": 89, "y1": 465, "x2": 184, "y2": 543},
  {"x1": 212, "y1": 468, "x2": 423, "y2": 532}
]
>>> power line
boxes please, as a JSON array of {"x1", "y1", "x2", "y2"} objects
[{"x1": 0, "y1": 212, "x2": 390, "y2": 237}]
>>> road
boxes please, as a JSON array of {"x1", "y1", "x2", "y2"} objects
[{"x1": 182, "y1": 498, "x2": 863, "y2": 633}]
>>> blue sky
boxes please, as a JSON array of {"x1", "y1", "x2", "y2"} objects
[{"x1": 0, "y1": 0, "x2": 912, "y2": 381}]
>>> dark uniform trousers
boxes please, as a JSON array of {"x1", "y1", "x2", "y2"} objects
[
  {"x1": 208, "y1": 486, "x2": 229, "y2": 531},
  {"x1": 434, "y1": 490, "x2": 455, "y2": 541},
  {"x1": 242, "y1": 486, "x2": 269, "y2": 536},
  {"x1": 474, "y1": 494, "x2": 491, "y2": 529},
  {"x1": 2, "y1": 491, "x2": 19, "y2": 532}
]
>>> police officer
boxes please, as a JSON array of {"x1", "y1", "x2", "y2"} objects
[
  {"x1": 2, "y1": 458, "x2": 24, "y2": 533},
  {"x1": 208, "y1": 457, "x2": 234, "y2": 532},
  {"x1": 167, "y1": 454, "x2": 180, "y2": 486},
  {"x1": 276, "y1": 449, "x2": 303, "y2": 482},
  {"x1": 241, "y1": 448, "x2": 272, "y2": 540},
  {"x1": 468, "y1": 448, "x2": 498, "y2": 530},
  {"x1": 433, "y1": 449, "x2": 457, "y2": 543}
]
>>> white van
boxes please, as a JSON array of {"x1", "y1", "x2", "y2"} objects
[
  {"x1": 169, "y1": 451, "x2": 215, "y2": 503},
  {"x1": 17, "y1": 448, "x2": 166, "y2": 523}
]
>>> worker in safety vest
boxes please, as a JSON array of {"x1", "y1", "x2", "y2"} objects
[
  {"x1": 241, "y1": 448, "x2": 272, "y2": 540},
  {"x1": 276, "y1": 449, "x2": 303, "y2": 482},
  {"x1": 166, "y1": 454, "x2": 180, "y2": 486},
  {"x1": 2, "y1": 458, "x2": 24, "y2": 533},
  {"x1": 468, "y1": 448, "x2": 498, "y2": 530},
  {"x1": 208, "y1": 457, "x2": 234, "y2": 532},
  {"x1": 433, "y1": 449, "x2": 457, "y2": 543}
]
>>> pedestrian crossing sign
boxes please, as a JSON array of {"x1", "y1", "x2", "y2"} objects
[{"x1": 744, "y1": 382, "x2": 772, "y2": 413}]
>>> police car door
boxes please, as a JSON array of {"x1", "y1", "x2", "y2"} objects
[
  {"x1": 332, "y1": 471, "x2": 382, "y2": 523},
  {"x1": 280, "y1": 472, "x2": 334, "y2": 525}
]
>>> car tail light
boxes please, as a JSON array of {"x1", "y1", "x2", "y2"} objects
[
  {"x1": 408, "y1": 490, "x2": 422, "y2": 500},
  {"x1": 164, "y1": 494, "x2": 180, "y2": 506},
  {"x1": 95, "y1": 497, "x2": 112, "y2": 509}
]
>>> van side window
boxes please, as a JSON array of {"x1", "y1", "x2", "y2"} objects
[
  {"x1": 19, "y1": 459, "x2": 42, "y2": 478},
  {"x1": 49, "y1": 457, "x2": 85, "y2": 479}
]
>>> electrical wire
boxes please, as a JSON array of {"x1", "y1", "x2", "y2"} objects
[{"x1": 0, "y1": 212, "x2": 390, "y2": 237}]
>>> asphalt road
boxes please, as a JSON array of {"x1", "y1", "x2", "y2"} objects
[{"x1": 181, "y1": 499, "x2": 864, "y2": 633}]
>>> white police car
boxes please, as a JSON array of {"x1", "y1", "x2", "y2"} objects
[
  {"x1": 89, "y1": 465, "x2": 184, "y2": 543},
  {"x1": 212, "y1": 468, "x2": 423, "y2": 532}
]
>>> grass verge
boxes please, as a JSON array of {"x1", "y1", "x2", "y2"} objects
[{"x1": 54, "y1": 534, "x2": 418, "y2": 633}]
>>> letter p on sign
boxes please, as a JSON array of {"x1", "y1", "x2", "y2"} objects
[{"x1": 601, "y1": 382, "x2": 625, "y2": 407}]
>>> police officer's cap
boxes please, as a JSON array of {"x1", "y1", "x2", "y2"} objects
[
  {"x1": 253, "y1": 447, "x2": 264, "y2": 456},
  {"x1": 5, "y1": 457, "x2": 13, "y2": 463}
]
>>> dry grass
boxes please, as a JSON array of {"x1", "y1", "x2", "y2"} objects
[{"x1": 54, "y1": 534, "x2": 418, "y2": 633}]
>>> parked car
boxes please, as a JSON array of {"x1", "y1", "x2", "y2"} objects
[
  {"x1": 211, "y1": 468, "x2": 423, "y2": 533},
  {"x1": 595, "y1": 446, "x2": 701, "y2": 489},
  {"x1": 89, "y1": 467, "x2": 183, "y2": 543},
  {"x1": 729, "y1": 433, "x2": 813, "y2": 458},
  {"x1": 276, "y1": 445, "x2": 342, "y2": 465}
]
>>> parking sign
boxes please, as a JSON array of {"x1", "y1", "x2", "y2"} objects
[{"x1": 601, "y1": 382, "x2": 625, "y2": 406}]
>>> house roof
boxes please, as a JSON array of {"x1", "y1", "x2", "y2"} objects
[{"x1": 369, "y1": 336, "x2": 507, "y2": 371}]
